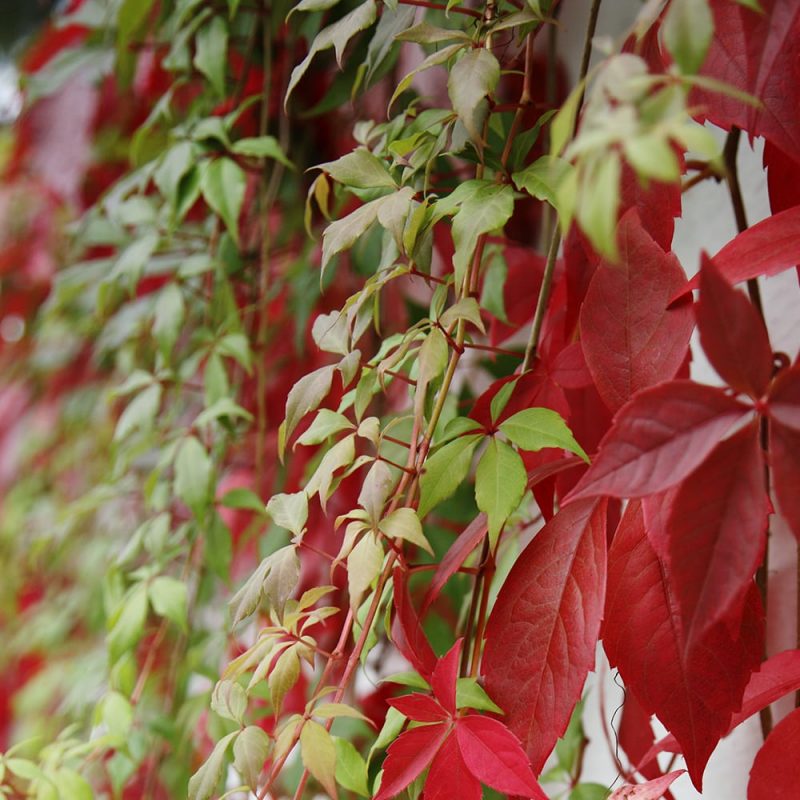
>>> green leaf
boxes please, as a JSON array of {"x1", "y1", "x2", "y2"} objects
[
  {"x1": 153, "y1": 283, "x2": 185, "y2": 357},
  {"x1": 475, "y1": 438, "x2": 527, "y2": 544},
  {"x1": 451, "y1": 183, "x2": 514, "y2": 287},
  {"x1": 220, "y1": 487, "x2": 266, "y2": 514},
  {"x1": 305, "y1": 433, "x2": 357, "y2": 507},
  {"x1": 439, "y1": 297, "x2": 485, "y2": 333},
  {"x1": 108, "y1": 583, "x2": 148, "y2": 661},
  {"x1": 456, "y1": 677, "x2": 503, "y2": 713},
  {"x1": 149, "y1": 576, "x2": 188, "y2": 632},
  {"x1": 98, "y1": 691, "x2": 133, "y2": 740},
  {"x1": 266, "y1": 492, "x2": 308, "y2": 535},
  {"x1": 348, "y1": 531, "x2": 384, "y2": 609},
  {"x1": 232, "y1": 135, "x2": 293, "y2": 168},
  {"x1": 117, "y1": 0, "x2": 155, "y2": 43},
  {"x1": 550, "y1": 80, "x2": 584, "y2": 156},
  {"x1": 234, "y1": 726, "x2": 272, "y2": 790},
  {"x1": 201, "y1": 157, "x2": 246, "y2": 245},
  {"x1": 211, "y1": 679, "x2": 248, "y2": 724},
  {"x1": 358, "y1": 460, "x2": 395, "y2": 522},
  {"x1": 334, "y1": 737, "x2": 369, "y2": 796},
  {"x1": 569, "y1": 784, "x2": 610, "y2": 800},
  {"x1": 624, "y1": 132, "x2": 681, "y2": 182},
  {"x1": 447, "y1": 48, "x2": 500, "y2": 150},
  {"x1": 286, "y1": 0, "x2": 377, "y2": 105},
  {"x1": 298, "y1": 409, "x2": 355, "y2": 447},
  {"x1": 389, "y1": 43, "x2": 465, "y2": 111},
  {"x1": 262, "y1": 545, "x2": 300, "y2": 616},
  {"x1": 576, "y1": 151, "x2": 621, "y2": 261},
  {"x1": 229, "y1": 558, "x2": 270, "y2": 626},
  {"x1": 379, "y1": 508, "x2": 432, "y2": 554},
  {"x1": 512, "y1": 156, "x2": 574, "y2": 212},
  {"x1": 418, "y1": 434, "x2": 481, "y2": 517},
  {"x1": 313, "y1": 702, "x2": 370, "y2": 722},
  {"x1": 282, "y1": 365, "x2": 336, "y2": 454},
  {"x1": 490, "y1": 379, "x2": 518, "y2": 424},
  {"x1": 300, "y1": 720, "x2": 339, "y2": 799},
  {"x1": 54, "y1": 769, "x2": 93, "y2": 800},
  {"x1": 396, "y1": 22, "x2": 471, "y2": 44},
  {"x1": 174, "y1": 436, "x2": 213, "y2": 516},
  {"x1": 415, "y1": 328, "x2": 448, "y2": 416},
  {"x1": 499, "y1": 407, "x2": 588, "y2": 461},
  {"x1": 289, "y1": 0, "x2": 344, "y2": 15},
  {"x1": 556, "y1": 699, "x2": 585, "y2": 777},
  {"x1": 114, "y1": 382, "x2": 162, "y2": 441},
  {"x1": 662, "y1": 0, "x2": 713, "y2": 75},
  {"x1": 154, "y1": 141, "x2": 196, "y2": 209},
  {"x1": 194, "y1": 15, "x2": 229, "y2": 95},
  {"x1": 319, "y1": 149, "x2": 396, "y2": 190},
  {"x1": 269, "y1": 646, "x2": 300, "y2": 713},
  {"x1": 217, "y1": 332, "x2": 253, "y2": 373},
  {"x1": 188, "y1": 731, "x2": 238, "y2": 800}
]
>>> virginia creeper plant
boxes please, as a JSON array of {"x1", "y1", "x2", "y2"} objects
[{"x1": 1, "y1": 0, "x2": 800, "y2": 798}]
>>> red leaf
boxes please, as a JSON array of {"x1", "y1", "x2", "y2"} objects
[
  {"x1": 608, "y1": 770, "x2": 685, "y2": 800},
  {"x1": 374, "y1": 722, "x2": 449, "y2": 800},
  {"x1": 391, "y1": 569, "x2": 437, "y2": 679},
  {"x1": 697, "y1": 256, "x2": 773, "y2": 398},
  {"x1": 455, "y1": 715, "x2": 546, "y2": 799},
  {"x1": 676, "y1": 206, "x2": 800, "y2": 296},
  {"x1": 639, "y1": 649, "x2": 800, "y2": 766},
  {"x1": 430, "y1": 640, "x2": 460, "y2": 715},
  {"x1": 619, "y1": 693, "x2": 660, "y2": 780},
  {"x1": 483, "y1": 498, "x2": 607, "y2": 773},
  {"x1": 767, "y1": 365, "x2": 800, "y2": 431},
  {"x1": 747, "y1": 707, "x2": 800, "y2": 800},
  {"x1": 422, "y1": 515, "x2": 487, "y2": 615},
  {"x1": 387, "y1": 693, "x2": 448, "y2": 724},
  {"x1": 763, "y1": 143, "x2": 800, "y2": 214},
  {"x1": 604, "y1": 501, "x2": 763, "y2": 788},
  {"x1": 693, "y1": 0, "x2": 800, "y2": 157},
  {"x1": 769, "y1": 420, "x2": 800, "y2": 541},
  {"x1": 567, "y1": 382, "x2": 751, "y2": 501},
  {"x1": 423, "y1": 731, "x2": 481, "y2": 800},
  {"x1": 657, "y1": 424, "x2": 768, "y2": 647},
  {"x1": 580, "y1": 211, "x2": 693, "y2": 413}
]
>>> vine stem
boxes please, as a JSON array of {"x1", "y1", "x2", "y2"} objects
[
  {"x1": 723, "y1": 125, "x2": 774, "y2": 738},
  {"x1": 520, "y1": 0, "x2": 602, "y2": 373}
]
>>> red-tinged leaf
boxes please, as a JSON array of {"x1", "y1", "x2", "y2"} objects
[
  {"x1": 424, "y1": 731, "x2": 481, "y2": 800},
  {"x1": 619, "y1": 693, "x2": 660, "y2": 780},
  {"x1": 566, "y1": 382, "x2": 751, "y2": 501},
  {"x1": 763, "y1": 143, "x2": 800, "y2": 214},
  {"x1": 767, "y1": 366, "x2": 800, "y2": 431},
  {"x1": 387, "y1": 693, "x2": 448, "y2": 723},
  {"x1": 608, "y1": 770, "x2": 685, "y2": 800},
  {"x1": 455, "y1": 715, "x2": 546, "y2": 799},
  {"x1": 747, "y1": 707, "x2": 800, "y2": 800},
  {"x1": 580, "y1": 211, "x2": 694, "y2": 414},
  {"x1": 693, "y1": 0, "x2": 800, "y2": 159},
  {"x1": 391, "y1": 569, "x2": 437, "y2": 679},
  {"x1": 769, "y1": 420, "x2": 800, "y2": 541},
  {"x1": 604, "y1": 501, "x2": 763, "y2": 788},
  {"x1": 430, "y1": 640, "x2": 461, "y2": 715},
  {"x1": 643, "y1": 649, "x2": 800, "y2": 764},
  {"x1": 483, "y1": 498, "x2": 607, "y2": 773},
  {"x1": 422, "y1": 514, "x2": 487, "y2": 615},
  {"x1": 549, "y1": 342, "x2": 593, "y2": 389},
  {"x1": 697, "y1": 256, "x2": 773, "y2": 398},
  {"x1": 677, "y1": 206, "x2": 800, "y2": 297},
  {"x1": 658, "y1": 424, "x2": 768, "y2": 648},
  {"x1": 373, "y1": 722, "x2": 449, "y2": 800}
]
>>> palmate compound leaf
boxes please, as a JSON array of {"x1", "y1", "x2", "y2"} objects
[
  {"x1": 747, "y1": 707, "x2": 800, "y2": 800},
  {"x1": 483, "y1": 498, "x2": 608, "y2": 773},
  {"x1": 579, "y1": 210, "x2": 694, "y2": 414},
  {"x1": 604, "y1": 500, "x2": 763, "y2": 788},
  {"x1": 697, "y1": 256, "x2": 773, "y2": 398},
  {"x1": 566, "y1": 381, "x2": 751, "y2": 501}
]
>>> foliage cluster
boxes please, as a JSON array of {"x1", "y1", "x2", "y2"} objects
[{"x1": 1, "y1": 0, "x2": 800, "y2": 798}]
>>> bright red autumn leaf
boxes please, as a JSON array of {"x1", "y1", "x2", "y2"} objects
[
  {"x1": 604, "y1": 501, "x2": 763, "y2": 788},
  {"x1": 608, "y1": 769, "x2": 685, "y2": 800},
  {"x1": 693, "y1": 0, "x2": 800, "y2": 157},
  {"x1": 697, "y1": 257, "x2": 773, "y2": 398},
  {"x1": 747, "y1": 707, "x2": 800, "y2": 800},
  {"x1": 429, "y1": 637, "x2": 459, "y2": 715},
  {"x1": 483, "y1": 498, "x2": 607, "y2": 772},
  {"x1": 423, "y1": 732, "x2": 482, "y2": 800},
  {"x1": 677, "y1": 205, "x2": 800, "y2": 295},
  {"x1": 387, "y1": 693, "x2": 447, "y2": 723},
  {"x1": 618, "y1": 692, "x2": 660, "y2": 780},
  {"x1": 455, "y1": 714, "x2": 546, "y2": 799},
  {"x1": 580, "y1": 210, "x2": 693, "y2": 413},
  {"x1": 566, "y1": 382, "x2": 751, "y2": 501},
  {"x1": 657, "y1": 423, "x2": 768, "y2": 648},
  {"x1": 391, "y1": 569, "x2": 437, "y2": 679},
  {"x1": 766, "y1": 365, "x2": 800, "y2": 430}
]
